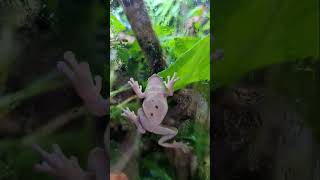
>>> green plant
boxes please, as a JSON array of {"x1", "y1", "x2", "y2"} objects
[
  {"x1": 212, "y1": 0, "x2": 319, "y2": 90},
  {"x1": 110, "y1": 1, "x2": 210, "y2": 179}
]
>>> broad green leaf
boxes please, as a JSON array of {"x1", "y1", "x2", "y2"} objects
[
  {"x1": 162, "y1": 36, "x2": 201, "y2": 60},
  {"x1": 110, "y1": 14, "x2": 126, "y2": 34},
  {"x1": 159, "y1": 35, "x2": 210, "y2": 90},
  {"x1": 154, "y1": 25, "x2": 175, "y2": 38},
  {"x1": 213, "y1": 0, "x2": 320, "y2": 90}
]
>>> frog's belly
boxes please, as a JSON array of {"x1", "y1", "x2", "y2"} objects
[
  {"x1": 138, "y1": 108, "x2": 162, "y2": 133},
  {"x1": 138, "y1": 118, "x2": 156, "y2": 132}
]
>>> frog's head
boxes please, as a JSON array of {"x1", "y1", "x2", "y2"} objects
[
  {"x1": 143, "y1": 94, "x2": 168, "y2": 122},
  {"x1": 148, "y1": 74, "x2": 163, "y2": 82},
  {"x1": 147, "y1": 74, "x2": 164, "y2": 88}
]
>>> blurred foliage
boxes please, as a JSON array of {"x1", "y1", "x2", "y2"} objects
[
  {"x1": 0, "y1": 151, "x2": 18, "y2": 180},
  {"x1": 267, "y1": 59, "x2": 320, "y2": 140},
  {"x1": 140, "y1": 153, "x2": 174, "y2": 180},
  {"x1": 213, "y1": 0, "x2": 319, "y2": 90},
  {"x1": 212, "y1": 1, "x2": 319, "y2": 179},
  {"x1": 0, "y1": 130, "x2": 93, "y2": 180},
  {"x1": 212, "y1": 0, "x2": 319, "y2": 145},
  {"x1": 0, "y1": 0, "x2": 105, "y2": 179},
  {"x1": 0, "y1": 72, "x2": 65, "y2": 115}
]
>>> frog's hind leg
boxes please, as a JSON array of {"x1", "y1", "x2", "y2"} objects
[{"x1": 152, "y1": 125, "x2": 190, "y2": 153}]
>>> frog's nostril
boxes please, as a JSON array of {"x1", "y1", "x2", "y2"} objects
[
  {"x1": 151, "y1": 113, "x2": 153, "y2": 116},
  {"x1": 155, "y1": 105, "x2": 158, "y2": 109}
]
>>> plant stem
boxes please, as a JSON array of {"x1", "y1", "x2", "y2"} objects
[
  {"x1": 21, "y1": 106, "x2": 86, "y2": 145},
  {"x1": 0, "y1": 72, "x2": 66, "y2": 115}
]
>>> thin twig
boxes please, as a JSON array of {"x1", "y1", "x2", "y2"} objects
[
  {"x1": 110, "y1": 84, "x2": 131, "y2": 98},
  {"x1": 21, "y1": 106, "x2": 86, "y2": 145},
  {"x1": 0, "y1": 71, "x2": 66, "y2": 116},
  {"x1": 116, "y1": 95, "x2": 137, "y2": 109}
]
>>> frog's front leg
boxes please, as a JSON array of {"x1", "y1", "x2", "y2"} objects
[
  {"x1": 153, "y1": 125, "x2": 191, "y2": 153},
  {"x1": 128, "y1": 78, "x2": 145, "y2": 99},
  {"x1": 164, "y1": 72, "x2": 179, "y2": 96},
  {"x1": 121, "y1": 107, "x2": 146, "y2": 134}
]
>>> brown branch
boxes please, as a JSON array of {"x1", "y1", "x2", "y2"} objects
[{"x1": 119, "y1": 0, "x2": 166, "y2": 74}]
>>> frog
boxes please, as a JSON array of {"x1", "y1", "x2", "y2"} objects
[{"x1": 121, "y1": 72, "x2": 191, "y2": 153}]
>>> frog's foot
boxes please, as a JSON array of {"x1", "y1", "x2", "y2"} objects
[
  {"x1": 172, "y1": 141, "x2": 192, "y2": 153},
  {"x1": 121, "y1": 107, "x2": 146, "y2": 134},
  {"x1": 128, "y1": 78, "x2": 145, "y2": 99},
  {"x1": 164, "y1": 72, "x2": 179, "y2": 96}
]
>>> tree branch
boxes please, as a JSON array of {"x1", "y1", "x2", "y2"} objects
[{"x1": 119, "y1": 0, "x2": 166, "y2": 74}]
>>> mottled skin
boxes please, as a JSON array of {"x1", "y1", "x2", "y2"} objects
[{"x1": 122, "y1": 73, "x2": 190, "y2": 153}]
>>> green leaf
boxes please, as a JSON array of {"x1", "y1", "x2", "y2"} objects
[
  {"x1": 140, "y1": 153, "x2": 174, "y2": 180},
  {"x1": 110, "y1": 14, "x2": 126, "y2": 34},
  {"x1": 154, "y1": 25, "x2": 175, "y2": 38},
  {"x1": 159, "y1": 35, "x2": 210, "y2": 90},
  {"x1": 162, "y1": 36, "x2": 201, "y2": 60},
  {"x1": 213, "y1": 0, "x2": 319, "y2": 90}
]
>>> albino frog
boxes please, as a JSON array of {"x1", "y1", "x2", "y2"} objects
[{"x1": 121, "y1": 73, "x2": 190, "y2": 153}]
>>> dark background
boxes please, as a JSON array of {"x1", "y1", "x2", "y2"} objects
[
  {"x1": 212, "y1": 0, "x2": 319, "y2": 179},
  {"x1": 0, "y1": 0, "x2": 107, "y2": 179}
]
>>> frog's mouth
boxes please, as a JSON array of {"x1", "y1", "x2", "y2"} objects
[{"x1": 142, "y1": 95, "x2": 168, "y2": 123}]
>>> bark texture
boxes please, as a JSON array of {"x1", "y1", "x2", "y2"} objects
[{"x1": 119, "y1": 0, "x2": 166, "y2": 74}]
